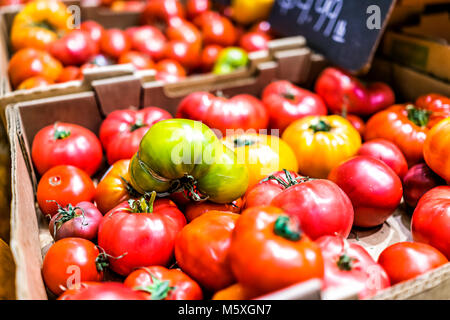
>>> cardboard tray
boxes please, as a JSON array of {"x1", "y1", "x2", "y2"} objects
[{"x1": 4, "y1": 70, "x2": 450, "y2": 300}]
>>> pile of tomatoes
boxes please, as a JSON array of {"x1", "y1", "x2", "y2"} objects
[
  {"x1": 7, "y1": 0, "x2": 275, "y2": 90},
  {"x1": 30, "y1": 64, "x2": 450, "y2": 300}
]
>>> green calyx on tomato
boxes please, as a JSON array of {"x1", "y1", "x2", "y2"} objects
[
  {"x1": 48, "y1": 201, "x2": 86, "y2": 234},
  {"x1": 95, "y1": 247, "x2": 128, "y2": 273},
  {"x1": 263, "y1": 168, "x2": 310, "y2": 189},
  {"x1": 53, "y1": 123, "x2": 71, "y2": 140},
  {"x1": 406, "y1": 104, "x2": 431, "y2": 127},
  {"x1": 233, "y1": 137, "x2": 257, "y2": 148},
  {"x1": 282, "y1": 91, "x2": 297, "y2": 101},
  {"x1": 129, "y1": 118, "x2": 146, "y2": 132},
  {"x1": 273, "y1": 215, "x2": 302, "y2": 241},
  {"x1": 127, "y1": 191, "x2": 157, "y2": 213},
  {"x1": 133, "y1": 269, "x2": 176, "y2": 300},
  {"x1": 336, "y1": 253, "x2": 356, "y2": 271},
  {"x1": 213, "y1": 47, "x2": 249, "y2": 75},
  {"x1": 309, "y1": 119, "x2": 332, "y2": 133}
]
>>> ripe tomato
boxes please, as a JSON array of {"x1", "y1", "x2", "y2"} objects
[
  {"x1": 94, "y1": 159, "x2": 139, "y2": 214},
  {"x1": 175, "y1": 211, "x2": 239, "y2": 292},
  {"x1": 31, "y1": 122, "x2": 103, "y2": 176},
  {"x1": 176, "y1": 92, "x2": 269, "y2": 137},
  {"x1": 282, "y1": 115, "x2": 361, "y2": 179},
  {"x1": 365, "y1": 94, "x2": 450, "y2": 166},
  {"x1": 124, "y1": 266, "x2": 203, "y2": 300},
  {"x1": 57, "y1": 66, "x2": 82, "y2": 83},
  {"x1": 270, "y1": 178, "x2": 354, "y2": 240},
  {"x1": 80, "y1": 20, "x2": 105, "y2": 44},
  {"x1": 200, "y1": 44, "x2": 222, "y2": 72},
  {"x1": 17, "y1": 76, "x2": 52, "y2": 90},
  {"x1": 49, "y1": 201, "x2": 103, "y2": 241},
  {"x1": 345, "y1": 114, "x2": 365, "y2": 136},
  {"x1": 378, "y1": 242, "x2": 448, "y2": 285},
  {"x1": 186, "y1": 0, "x2": 210, "y2": 19},
  {"x1": 239, "y1": 31, "x2": 270, "y2": 52},
  {"x1": 100, "y1": 29, "x2": 131, "y2": 59},
  {"x1": 155, "y1": 59, "x2": 187, "y2": 83},
  {"x1": 37, "y1": 165, "x2": 96, "y2": 218},
  {"x1": 262, "y1": 80, "x2": 327, "y2": 133},
  {"x1": 58, "y1": 282, "x2": 146, "y2": 300},
  {"x1": 126, "y1": 26, "x2": 167, "y2": 61},
  {"x1": 184, "y1": 198, "x2": 242, "y2": 222},
  {"x1": 42, "y1": 238, "x2": 105, "y2": 295},
  {"x1": 118, "y1": 51, "x2": 155, "y2": 70},
  {"x1": 316, "y1": 235, "x2": 390, "y2": 299},
  {"x1": 229, "y1": 206, "x2": 324, "y2": 295},
  {"x1": 212, "y1": 283, "x2": 258, "y2": 300},
  {"x1": 99, "y1": 107, "x2": 172, "y2": 165},
  {"x1": 141, "y1": 0, "x2": 185, "y2": 27},
  {"x1": 8, "y1": 48, "x2": 62, "y2": 88},
  {"x1": 357, "y1": 139, "x2": 408, "y2": 179},
  {"x1": 424, "y1": 117, "x2": 450, "y2": 182},
  {"x1": 166, "y1": 17, "x2": 202, "y2": 47},
  {"x1": 222, "y1": 133, "x2": 298, "y2": 189},
  {"x1": 328, "y1": 156, "x2": 403, "y2": 228},
  {"x1": 49, "y1": 30, "x2": 98, "y2": 66},
  {"x1": 195, "y1": 11, "x2": 237, "y2": 46},
  {"x1": 164, "y1": 40, "x2": 201, "y2": 71},
  {"x1": 403, "y1": 163, "x2": 445, "y2": 208},
  {"x1": 98, "y1": 193, "x2": 186, "y2": 276},
  {"x1": 411, "y1": 186, "x2": 450, "y2": 259},
  {"x1": 250, "y1": 21, "x2": 275, "y2": 37}
]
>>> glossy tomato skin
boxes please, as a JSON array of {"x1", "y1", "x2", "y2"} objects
[
  {"x1": 141, "y1": 0, "x2": 185, "y2": 26},
  {"x1": 314, "y1": 67, "x2": 395, "y2": 116},
  {"x1": 411, "y1": 186, "x2": 450, "y2": 259},
  {"x1": 94, "y1": 159, "x2": 137, "y2": 214},
  {"x1": 282, "y1": 115, "x2": 361, "y2": 179},
  {"x1": 118, "y1": 51, "x2": 155, "y2": 70},
  {"x1": 37, "y1": 165, "x2": 96, "y2": 217},
  {"x1": 57, "y1": 66, "x2": 82, "y2": 83},
  {"x1": 262, "y1": 80, "x2": 327, "y2": 133},
  {"x1": 222, "y1": 133, "x2": 298, "y2": 189},
  {"x1": 196, "y1": 11, "x2": 237, "y2": 46},
  {"x1": 100, "y1": 29, "x2": 131, "y2": 59},
  {"x1": 403, "y1": 163, "x2": 445, "y2": 208},
  {"x1": 212, "y1": 283, "x2": 258, "y2": 300},
  {"x1": 17, "y1": 76, "x2": 52, "y2": 90},
  {"x1": 243, "y1": 170, "x2": 303, "y2": 209},
  {"x1": 175, "y1": 211, "x2": 239, "y2": 292},
  {"x1": 124, "y1": 266, "x2": 203, "y2": 300},
  {"x1": 200, "y1": 44, "x2": 222, "y2": 72},
  {"x1": 155, "y1": 59, "x2": 186, "y2": 82},
  {"x1": 49, "y1": 201, "x2": 103, "y2": 241},
  {"x1": 32, "y1": 122, "x2": 103, "y2": 176},
  {"x1": 98, "y1": 197, "x2": 186, "y2": 276},
  {"x1": 186, "y1": 0, "x2": 210, "y2": 19},
  {"x1": 8, "y1": 48, "x2": 62, "y2": 88},
  {"x1": 126, "y1": 26, "x2": 167, "y2": 61},
  {"x1": 166, "y1": 17, "x2": 202, "y2": 47},
  {"x1": 49, "y1": 30, "x2": 98, "y2": 66},
  {"x1": 184, "y1": 198, "x2": 242, "y2": 222},
  {"x1": 58, "y1": 282, "x2": 146, "y2": 300},
  {"x1": 99, "y1": 107, "x2": 172, "y2": 165},
  {"x1": 42, "y1": 238, "x2": 103, "y2": 295},
  {"x1": 357, "y1": 139, "x2": 408, "y2": 179},
  {"x1": 346, "y1": 114, "x2": 365, "y2": 136},
  {"x1": 365, "y1": 95, "x2": 450, "y2": 166},
  {"x1": 80, "y1": 20, "x2": 105, "y2": 44},
  {"x1": 424, "y1": 117, "x2": 450, "y2": 182},
  {"x1": 239, "y1": 31, "x2": 270, "y2": 52},
  {"x1": 176, "y1": 92, "x2": 269, "y2": 137},
  {"x1": 316, "y1": 236, "x2": 390, "y2": 299},
  {"x1": 164, "y1": 40, "x2": 201, "y2": 71},
  {"x1": 378, "y1": 242, "x2": 448, "y2": 285},
  {"x1": 271, "y1": 179, "x2": 354, "y2": 240},
  {"x1": 328, "y1": 156, "x2": 403, "y2": 228},
  {"x1": 229, "y1": 206, "x2": 324, "y2": 295}
]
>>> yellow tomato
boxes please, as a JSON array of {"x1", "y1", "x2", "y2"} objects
[
  {"x1": 231, "y1": 0, "x2": 275, "y2": 25},
  {"x1": 282, "y1": 115, "x2": 361, "y2": 179},
  {"x1": 222, "y1": 133, "x2": 298, "y2": 189}
]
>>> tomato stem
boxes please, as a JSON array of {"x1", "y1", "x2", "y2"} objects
[
  {"x1": 337, "y1": 253, "x2": 355, "y2": 271},
  {"x1": 406, "y1": 104, "x2": 431, "y2": 127},
  {"x1": 262, "y1": 169, "x2": 309, "y2": 189},
  {"x1": 47, "y1": 201, "x2": 86, "y2": 237},
  {"x1": 134, "y1": 268, "x2": 175, "y2": 300},
  {"x1": 95, "y1": 246, "x2": 127, "y2": 272},
  {"x1": 273, "y1": 215, "x2": 302, "y2": 241},
  {"x1": 170, "y1": 174, "x2": 209, "y2": 202},
  {"x1": 309, "y1": 120, "x2": 331, "y2": 133},
  {"x1": 129, "y1": 118, "x2": 146, "y2": 132},
  {"x1": 233, "y1": 137, "x2": 257, "y2": 148},
  {"x1": 128, "y1": 191, "x2": 157, "y2": 213},
  {"x1": 282, "y1": 91, "x2": 296, "y2": 101},
  {"x1": 53, "y1": 123, "x2": 71, "y2": 140}
]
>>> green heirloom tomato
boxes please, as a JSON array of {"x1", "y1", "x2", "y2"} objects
[
  {"x1": 213, "y1": 47, "x2": 249, "y2": 75},
  {"x1": 129, "y1": 119, "x2": 249, "y2": 203}
]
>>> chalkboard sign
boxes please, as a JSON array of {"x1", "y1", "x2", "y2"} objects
[{"x1": 268, "y1": 0, "x2": 396, "y2": 73}]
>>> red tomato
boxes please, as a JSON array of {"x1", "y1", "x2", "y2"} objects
[
  {"x1": 126, "y1": 26, "x2": 167, "y2": 61},
  {"x1": 378, "y1": 242, "x2": 448, "y2": 285},
  {"x1": 155, "y1": 59, "x2": 186, "y2": 83},
  {"x1": 98, "y1": 193, "x2": 186, "y2": 276},
  {"x1": 195, "y1": 11, "x2": 237, "y2": 46},
  {"x1": 49, "y1": 201, "x2": 103, "y2": 241},
  {"x1": 17, "y1": 76, "x2": 52, "y2": 90},
  {"x1": 270, "y1": 178, "x2": 354, "y2": 240},
  {"x1": 411, "y1": 186, "x2": 450, "y2": 259},
  {"x1": 262, "y1": 80, "x2": 327, "y2": 133},
  {"x1": 328, "y1": 156, "x2": 403, "y2": 228},
  {"x1": 239, "y1": 31, "x2": 270, "y2": 52},
  {"x1": 315, "y1": 67, "x2": 395, "y2": 116},
  {"x1": 118, "y1": 51, "x2": 155, "y2": 70},
  {"x1": 186, "y1": 0, "x2": 210, "y2": 19},
  {"x1": 164, "y1": 40, "x2": 201, "y2": 71},
  {"x1": 58, "y1": 282, "x2": 146, "y2": 300},
  {"x1": 316, "y1": 235, "x2": 390, "y2": 299},
  {"x1": 357, "y1": 139, "x2": 408, "y2": 179},
  {"x1": 250, "y1": 21, "x2": 275, "y2": 37},
  {"x1": 49, "y1": 30, "x2": 98, "y2": 66},
  {"x1": 100, "y1": 29, "x2": 131, "y2": 59},
  {"x1": 345, "y1": 114, "x2": 365, "y2": 136},
  {"x1": 80, "y1": 20, "x2": 105, "y2": 44},
  {"x1": 56, "y1": 66, "x2": 82, "y2": 83},
  {"x1": 141, "y1": 0, "x2": 185, "y2": 27},
  {"x1": 184, "y1": 198, "x2": 242, "y2": 222},
  {"x1": 99, "y1": 107, "x2": 172, "y2": 165},
  {"x1": 37, "y1": 165, "x2": 96, "y2": 217},
  {"x1": 42, "y1": 238, "x2": 104, "y2": 295},
  {"x1": 200, "y1": 44, "x2": 222, "y2": 72},
  {"x1": 124, "y1": 266, "x2": 203, "y2": 300},
  {"x1": 31, "y1": 122, "x2": 103, "y2": 176},
  {"x1": 166, "y1": 17, "x2": 202, "y2": 47},
  {"x1": 403, "y1": 163, "x2": 445, "y2": 208},
  {"x1": 176, "y1": 91, "x2": 269, "y2": 137},
  {"x1": 229, "y1": 206, "x2": 324, "y2": 295},
  {"x1": 175, "y1": 211, "x2": 239, "y2": 292},
  {"x1": 243, "y1": 169, "x2": 304, "y2": 209}
]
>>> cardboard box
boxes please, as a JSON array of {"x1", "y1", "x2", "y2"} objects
[{"x1": 382, "y1": 12, "x2": 450, "y2": 82}]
